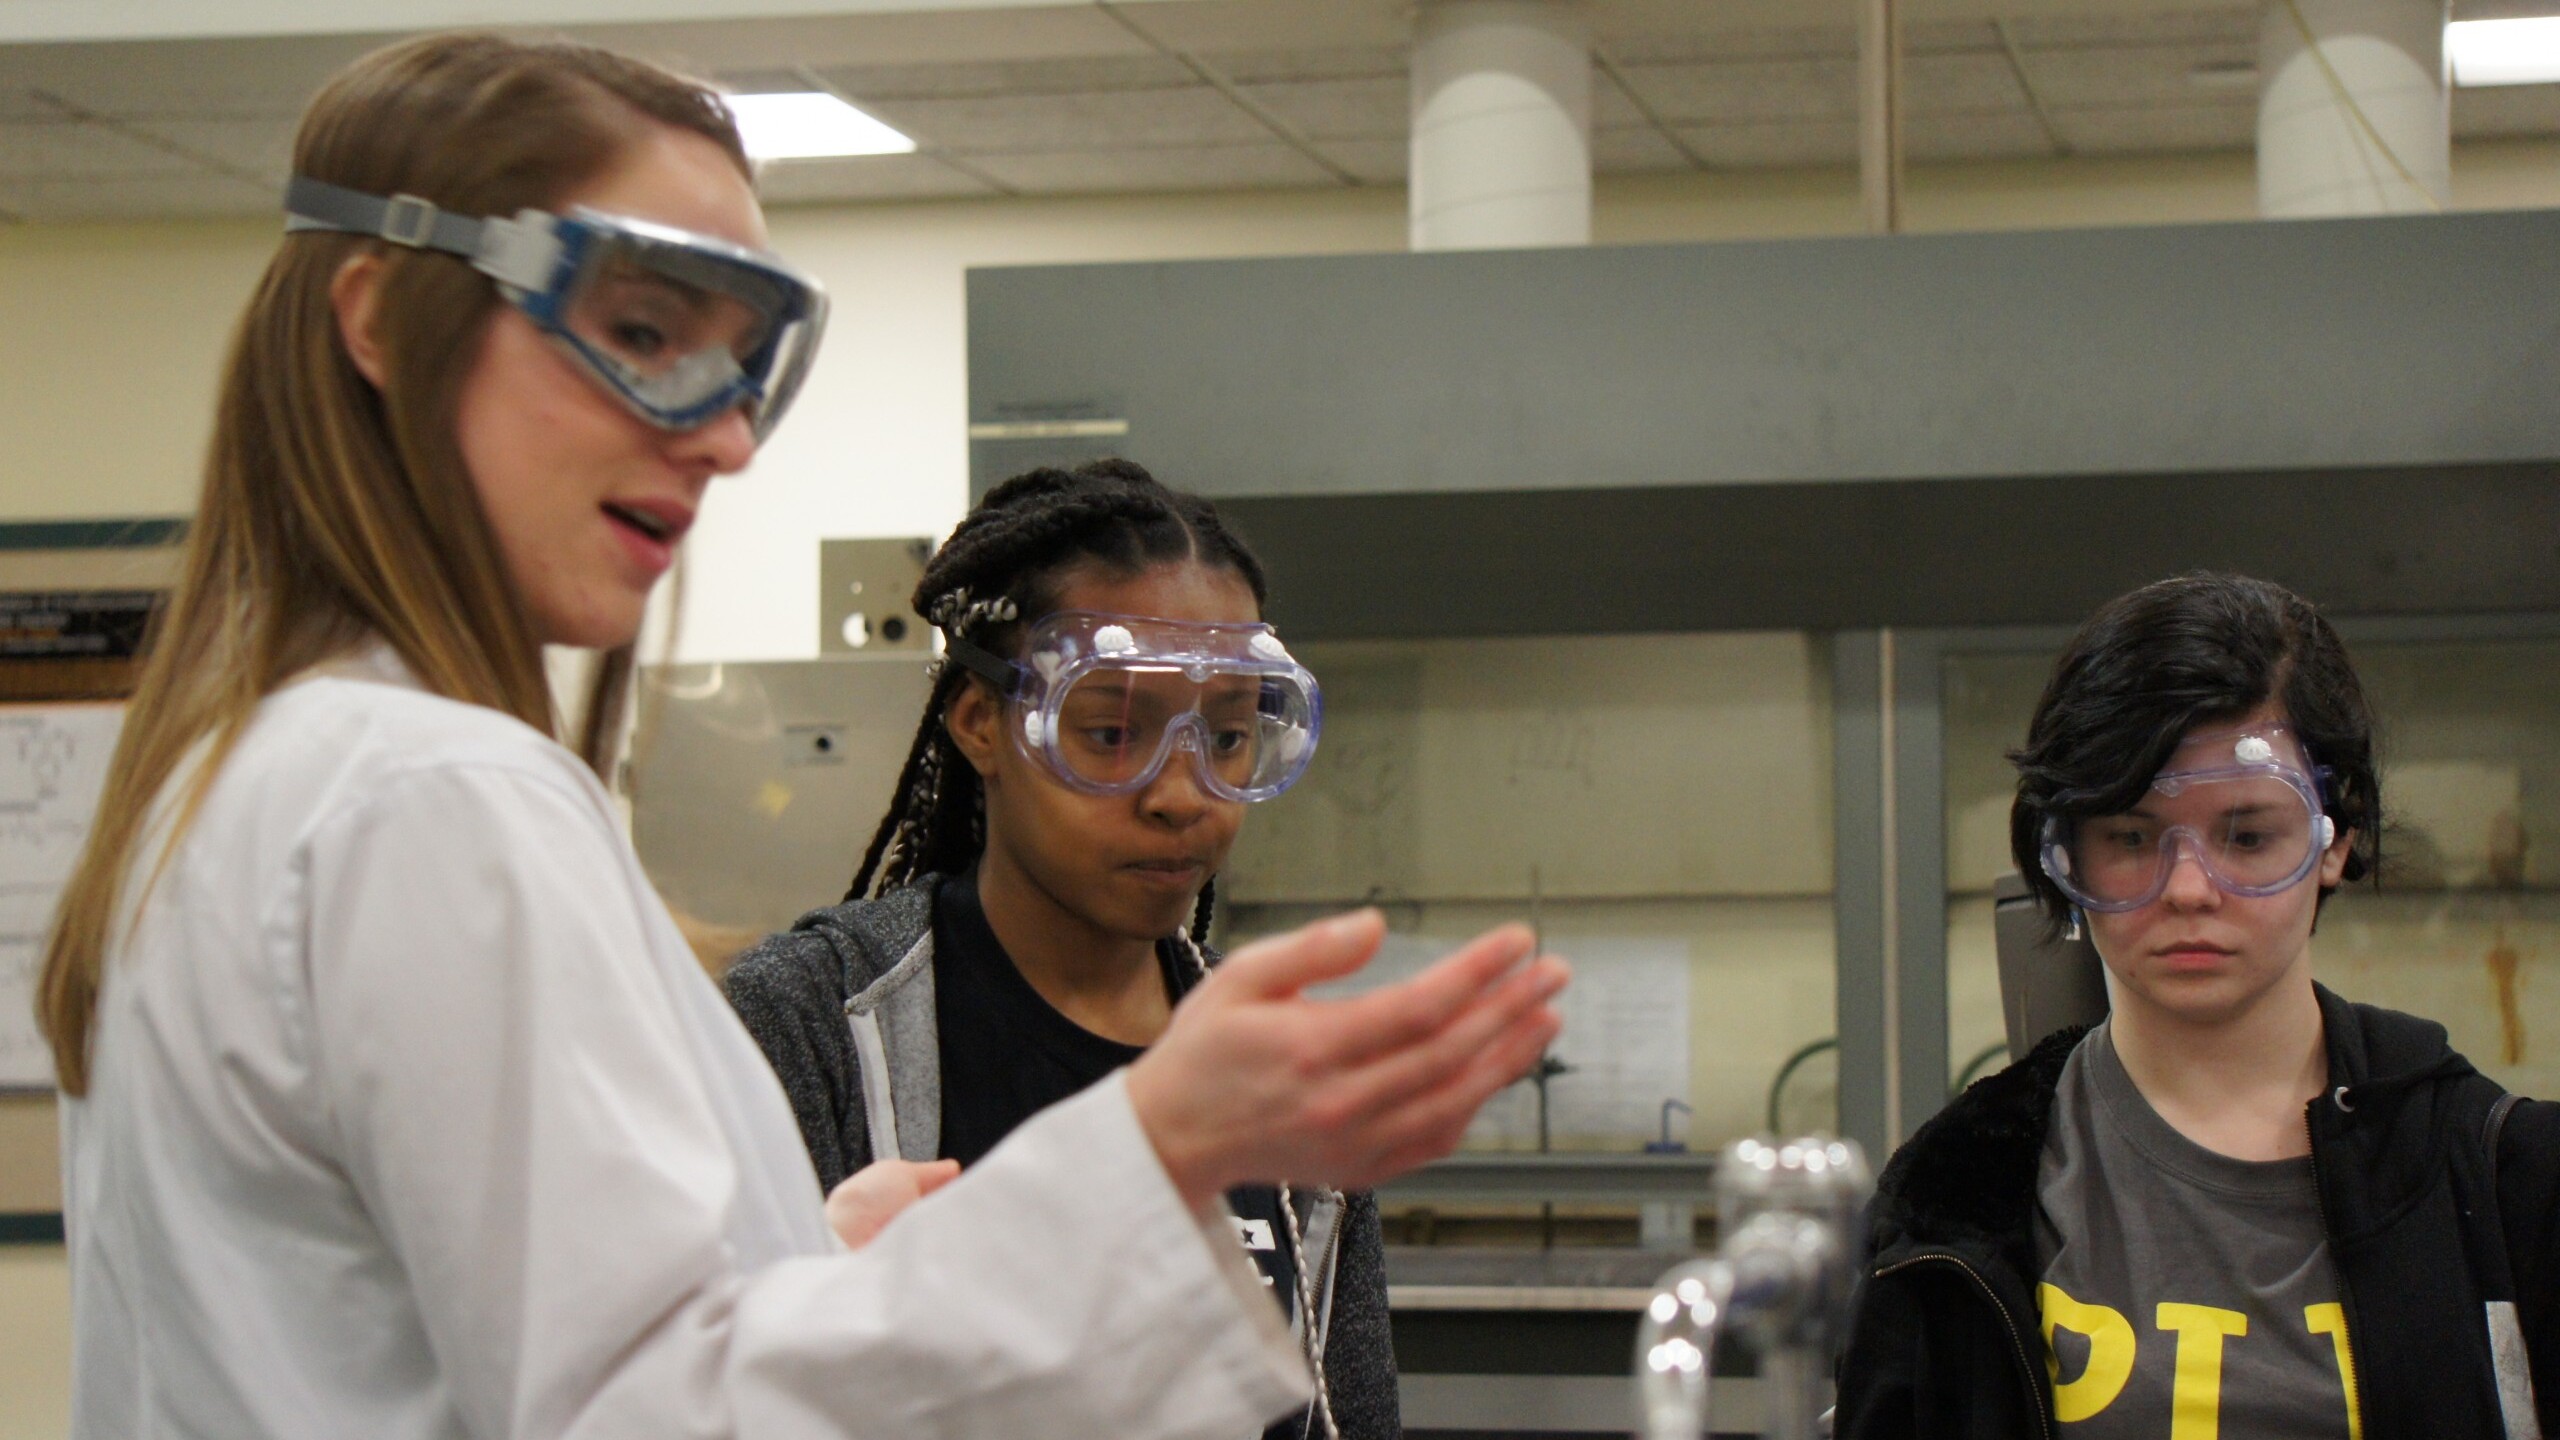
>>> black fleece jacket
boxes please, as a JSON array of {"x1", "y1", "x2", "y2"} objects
[{"x1": 1835, "y1": 985, "x2": 2560, "y2": 1440}]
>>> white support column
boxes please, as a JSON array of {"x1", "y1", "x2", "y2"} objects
[
  {"x1": 2258, "y1": 0, "x2": 2450, "y2": 217},
  {"x1": 1409, "y1": 0, "x2": 1592, "y2": 251}
]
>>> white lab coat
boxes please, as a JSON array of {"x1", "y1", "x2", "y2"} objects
[{"x1": 60, "y1": 646, "x2": 1307, "y2": 1440}]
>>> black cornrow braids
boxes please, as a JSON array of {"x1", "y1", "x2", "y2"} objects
[
  {"x1": 843, "y1": 459, "x2": 1270, "y2": 940},
  {"x1": 1189, "y1": 878, "x2": 1218, "y2": 949}
]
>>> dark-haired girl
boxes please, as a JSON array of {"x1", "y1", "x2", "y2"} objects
[
  {"x1": 725, "y1": 459, "x2": 1402, "y2": 1440},
  {"x1": 1836, "y1": 572, "x2": 2557, "y2": 1440}
]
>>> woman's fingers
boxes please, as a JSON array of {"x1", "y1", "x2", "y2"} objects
[
  {"x1": 824, "y1": 1157, "x2": 962, "y2": 1250},
  {"x1": 1342, "y1": 999, "x2": 1566, "y2": 1184},
  {"x1": 1301, "y1": 923, "x2": 1540, "y2": 1072},
  {"x1": 1308, "y1": 954, "x2": 1569, "y2": 1131},
  {"x1": 1129, "y1": 916, "x2": 1571, "y2": 1206},
  {"x1": 1212, "y1": 909, "x2": 1389, "y2": 1002}
]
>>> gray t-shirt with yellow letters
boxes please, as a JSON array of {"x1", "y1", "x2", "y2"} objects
[{"x1": 2034, "y1": 1022, "x2": 2360, "y2": 1438}]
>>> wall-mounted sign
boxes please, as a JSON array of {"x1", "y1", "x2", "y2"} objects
[{"x1": 0, "y1": 591, "x2": 157, "y2": 660}]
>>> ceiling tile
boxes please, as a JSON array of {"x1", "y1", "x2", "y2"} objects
[
  {"x1": 144, "y1": 116, "x2": 295, "y2": 181},
  {"x1": 582, "y1": 8, "x2": 1151, "y2": 74},
  {"x1": 1676, "y1": 119, "x2": 1858, "y2": 169},
  {"x1": 2051, "y1": 101, "x2": 2256, "y2": 155},
  {"x1": 0, "y1": 169, "x2": 273, "y2": 222},
  {"x1": 2002, "y1": 8, "x2": 2258, "y2": 49},
  {"x1": 1907, "y1": 20, "x2": 2004, "y2": 53},
  {"x1": 0, "y1": 32, "x2": 385, "y2": 121},
  {"x1": 1606, "y1": 25, "x2": 1849, "y2": 67},
  {"x1": 860, "y1": 86, "x2": 1271, "y2": 153},
  {"x1": 756, "y1": 152, "x2": 1000, "y2": 204},
  {"x1": 1232, "y1": 75, "x2": 1405, "y2": 141},
  {"x1": 1613, "y1": 56, "x2": 1859, "y2": 125},
  {"x1": 1123, "y1": 0, "x2": 1409, "y2": 55},
  {"x1": 1314, "y1": 136, "x2": 1407, "y2": 183},
  {"x1": 2453, "y1": 84, "x2": 2560, "y2": 139},
  {"x1": 1907, "y1": 49, "x2": 2030, "y2": 116},
  {"x1": 2020, "y1": 40, "x2": 2259, "y2": 110},
  {"x1": 1206, "y1": 46, "x2": 1405, "y2": 85},
  {"x1": 808, "y1": 54, "x2": 1196, "y2": 103},
  {"x1": 1594, "y1": 74, "x2": 1649, "y2": 130},
  {"x1": 0, "y1": 119, "x2": 192, "y2": 179},
  {"x1": 1593, "y1": 124, "x2": 1700, "y2": 174},
  {"x1": 1908, "y1": 108, "x2": 2061, "y2": 162},
  {"x1": 965, "y1": 141, "x2": 1341, "y2": 195}
]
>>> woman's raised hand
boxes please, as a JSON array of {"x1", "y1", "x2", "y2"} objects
[{"x1": 1125, "y1": 911, "x2": 1568, "y2": 1209}]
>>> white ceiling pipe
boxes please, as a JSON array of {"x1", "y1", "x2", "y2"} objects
[
  {"x1": 2258, "y1": 0, "x2": 2450, "y2": 217},
  {"x1": 1410, "y1": 0, "x2": 1593, "y2": 251}
]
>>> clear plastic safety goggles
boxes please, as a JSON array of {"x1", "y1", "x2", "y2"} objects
[
  {"x1": 284, "y1": 176, "x2": 827, "y2": 440},
  {"x1": 2039, "y1": 725, "x2": 2339, "y2": 913},
  {"x1": 946, "y1": 611, "x2": 1323, "y2": 803}
]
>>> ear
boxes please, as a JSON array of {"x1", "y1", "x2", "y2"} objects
[
  {"x1": 943, "y1": 678, "x2": 1006, "y2": 780},
  {"x1": 2318, "y1": 823, "x2": 2356, "y2": 887},
  {"x1": 329, "y1": 250, "x2": 391, "y2": 389}
]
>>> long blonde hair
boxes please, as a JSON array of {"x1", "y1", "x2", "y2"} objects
[{"x1": 38, "y1": 34, "x2": 751, "y2": 1093}]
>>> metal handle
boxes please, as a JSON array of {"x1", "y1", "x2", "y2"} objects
[{"x1": 1634, "y1": 1136, "x2": 1872, "y2": 1440}]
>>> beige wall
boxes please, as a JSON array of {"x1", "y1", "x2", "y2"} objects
[{"x1": 0, "y1": 1244, "x2": 70, "y2": 1440}]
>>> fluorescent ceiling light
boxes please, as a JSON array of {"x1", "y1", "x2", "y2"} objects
[
  {"x1": 2448, "y1": 17, "x2": 2560, "y2": 87},
  {"x1": 726, "y1": 91, "x2": 915, "y2": 160}
]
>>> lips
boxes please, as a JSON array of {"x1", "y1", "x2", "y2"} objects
[
  {"x1": 2154, "y1": 940, "x2": 2237, "y2": 968},
  {"x1": 602, "y1": 500, "x2": 693, "y2": 546},
  {"x1": 1122, "y1": 857, "x2": 1208, "y2": 886}
]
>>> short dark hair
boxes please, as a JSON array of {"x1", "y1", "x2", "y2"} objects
[{"x1": 2008, "y1": 572, "x2": 2381, "y2": 929}]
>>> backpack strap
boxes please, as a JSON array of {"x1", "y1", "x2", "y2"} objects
[
  {"x1": 2479, "y1": 1090, "x2": 2544, "y2": 1440},
  {"x1": 2486, "y1": 1091, "x2": 2524, "y2": 1192}
]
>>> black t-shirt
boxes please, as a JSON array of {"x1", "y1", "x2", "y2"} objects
[{"x1": 931, "y1": 873, "x2": 1301, "y2": 1330}]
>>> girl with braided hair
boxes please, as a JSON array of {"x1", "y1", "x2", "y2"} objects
[{"x1": 726, "y1": 458, "x2": 1403, "y2": 1440}]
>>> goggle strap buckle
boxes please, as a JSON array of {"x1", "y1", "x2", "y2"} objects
[
  {"x1": 281, "y1": 176, "x2": 482, "y2": 261},
  {"x1": 378, "y1": 193, "x2": 438, "y2": 248}
]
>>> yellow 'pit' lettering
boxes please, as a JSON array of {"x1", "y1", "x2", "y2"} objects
[
  {"x1": 2156, "y1": 1303, "x2": 2249, "y2": 1440},
  {"x1": 2038, "y1": 1282, "x2": 2137, "y2": 1422}
]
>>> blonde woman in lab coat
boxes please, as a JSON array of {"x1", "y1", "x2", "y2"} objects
[{"x1": 35, "y1": 34, "x2": 1567, "y2": 1440}]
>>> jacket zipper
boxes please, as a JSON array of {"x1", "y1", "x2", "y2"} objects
[
  {"x1": 2304, "y1": 1107, "x2": 2370, "y2": 1433},
  {"x1": 1874, "y1": 1251, "x2": 2057, "y2": 1440}
]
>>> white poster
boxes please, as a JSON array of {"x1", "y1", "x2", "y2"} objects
[
  {"x1": 0, "y1": 703, "x2": 125, "y2": 1089},
  {"x1": 1314, "y1": 931, "x2": 1691, "y2": 1148}
]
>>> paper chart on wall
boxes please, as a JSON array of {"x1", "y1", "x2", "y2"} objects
[
  {"x1": 0, "y1": 703, "x2": 124, "y2": 1089},
  {"x1": 1312, "y1": 932, "x2": 1690, "y2": 1148}
]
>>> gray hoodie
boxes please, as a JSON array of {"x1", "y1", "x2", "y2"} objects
[{"x1": 723, "y1": 878, "x2": 1403, "y2": 1440}]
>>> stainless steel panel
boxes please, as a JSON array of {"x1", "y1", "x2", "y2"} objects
[
  {"x1": 818, "y1": 537, "x2": 933, "y2": 657},
  {"x1": 631, "y1": 657, "x2": 936, "y2": 935}
]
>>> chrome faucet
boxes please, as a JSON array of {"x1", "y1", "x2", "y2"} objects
[{"x1": 1636, "y1": 1136, "x2": 1873, "y2": 1440}]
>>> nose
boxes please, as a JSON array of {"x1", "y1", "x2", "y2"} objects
[
  {"x1": 671, "y1": 404, "x2": 758, "y2": 478},
  {"x1": 1138, "y1": 733, "x2": 1214, "y2": 827},
  {"x1": 2158, "y1": 835, "x2": 2220, "y2": 911}
]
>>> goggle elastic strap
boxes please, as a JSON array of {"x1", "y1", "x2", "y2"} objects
[
  {"x1": 942, "y1": 633, "x2": 1020, "y2": 694},
  {"x1": 282, "y1": 177, "x2": 564, "y2": 293}
]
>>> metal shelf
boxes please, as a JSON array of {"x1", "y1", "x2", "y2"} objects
[{"x1": 1378, "y1": 1151, "x2": 1716, "y2": 1206}]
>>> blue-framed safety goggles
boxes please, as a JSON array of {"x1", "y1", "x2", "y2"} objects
[{"x1": 284, "y1": 176, "x2": 827, "y2": 440}]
